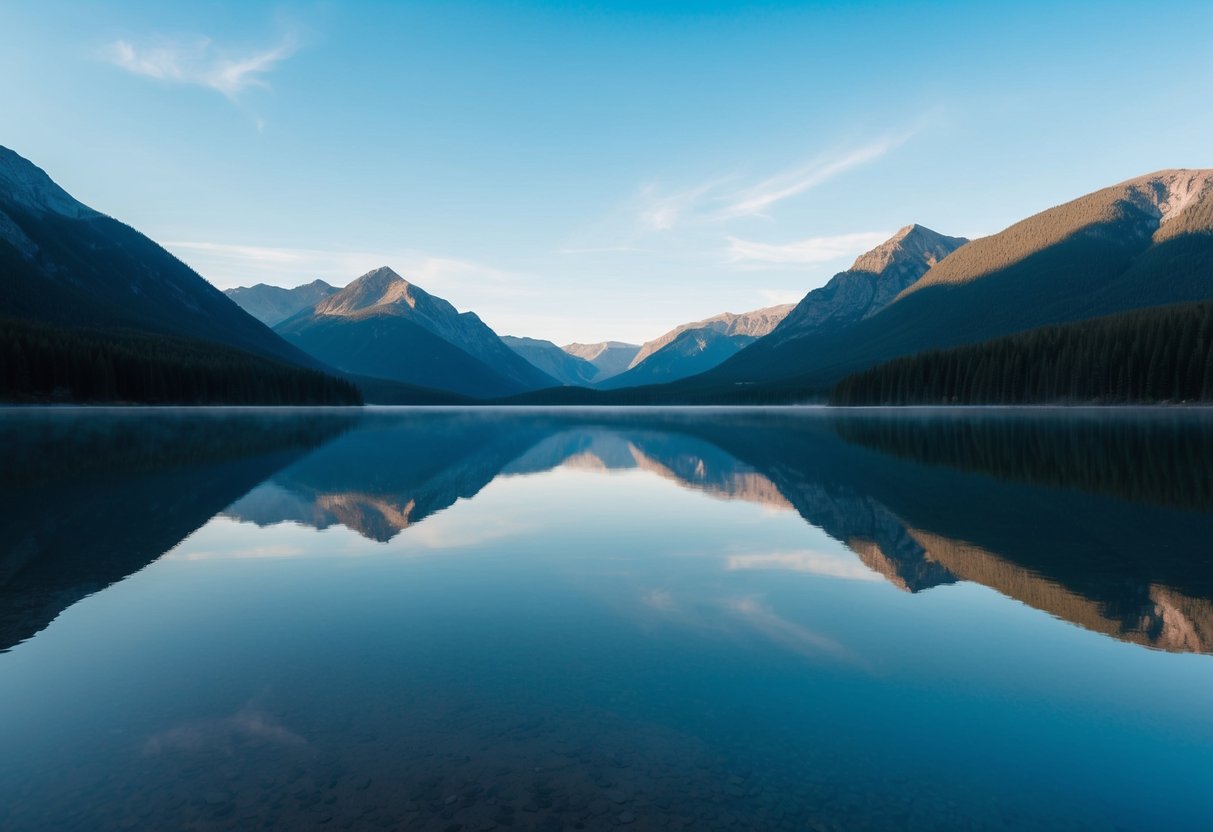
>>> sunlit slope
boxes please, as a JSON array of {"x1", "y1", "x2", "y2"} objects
[{"x1": 680, "y1": 170, "x2": 1213, "y2": 399}]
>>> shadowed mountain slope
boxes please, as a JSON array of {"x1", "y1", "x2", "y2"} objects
[
  {"x1": 0, "y1": 146, "x2": 362, "y2": 404},
  {"x1": 768, "y1": 224, "x2": 968, "y2": 342},
  {"x1": 601, "y1": 327, "x2": 759, "y2": 388},
  {"x1": 502, "y1": 336, "x2": 598, "y2": 386},
  {"x1": 561, "y1": 341, "x2": 640, "y2": 382},
  {"x1": 0, "y1": 146, "x2": 319, "y2": 368},
  {"x1": 275, "y1": 267, "x2": 559, "y2": 398}
]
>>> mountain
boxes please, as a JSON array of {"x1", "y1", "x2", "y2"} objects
[
  {"x1": 0, "y1": 145, "x2": 360, "y2": 404},
  {"x1": 631, "y1": 305, "x2": 795, "y2": 367},
  {"x1": 0, "y1": 146, "x2": 318, "y2": 367},
  {"x1": 679, "y1": 170, "x2": 1213, "y2": 399},
  {"x1": 602, "y1": 328, "x2": 753, "y2": 388},
  {"x1": 600, "y1": 304, "x2": 794, "y2": 389},
  {"x1": 225, "y1": 279, "x2": 338, "y2": 326},
  {"x1": 275, "y1": 267, "x2": 559, "y2": 398},
  {"x1": 766, "y1": 224, "x2": 968, "y2": 343},
  {"x1": 502, "y1": 335, "x2": 598, "y2": 386},
  {"x1": 561, "y1": 341, "x2": 641, "y2": 381}
]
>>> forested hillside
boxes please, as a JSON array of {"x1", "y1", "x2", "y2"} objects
[
  {"x1": 830, "y1": 301, "x2": 1213, "y2": 405},
  {"x1": 0, "y1": 145, "x2": 369, "y2": 405},
  {"x1": 0, "y1": 318, "x2": 362, "y2": 405},
  {"x1": 678, "y1": 170, "x2": 1213, "y2": 400}
]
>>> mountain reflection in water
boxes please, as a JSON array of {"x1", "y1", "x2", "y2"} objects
[
  {"x1": 211, "y1": 408, "x2": 1213, "y2": 655},
  {"x1": 1, "y1": 407, "x2": 1211, "y2": 832}
]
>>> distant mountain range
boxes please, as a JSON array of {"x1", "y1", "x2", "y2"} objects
[
  {"x1": 272, "y1": 266, "x2": 559, "y2": 398},
  {"x1": 599, "y1": 304, "x2": 795, "y2": 388},
  {"x1": 679, "y1": 171, "x2": 1213, "y2": 400},
  {"x1": 506, "y1": 306, "x2": 798, "y2": 390},
  {"x1": 501, "y1": 336, "x2": 598, "y2": 386},
  {"x1": 508, "y1": 170, "x2": 1213, "y2": 404},
  {"x1": 560, "y1": 341, "x2": 641, "y2": 382},
  {"x1": 225, "y1": 280, "x2": 338, "y2": 326},
  {"x1": 5, "y1": 143, "x2": 1212, "y2": 406}
]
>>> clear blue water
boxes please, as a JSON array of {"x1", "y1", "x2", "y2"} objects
[{"x1": 0, "y1": 407, "x2": 1210, "y2": 831}]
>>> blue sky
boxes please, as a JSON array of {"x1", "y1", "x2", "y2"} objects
[{"x1": 2, "y1": 1, "x2": 1211, "y2": 344}]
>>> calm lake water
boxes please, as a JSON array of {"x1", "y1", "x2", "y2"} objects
[{"x1": 0, "y1": 407, "x2": 1210, "y2": 831}]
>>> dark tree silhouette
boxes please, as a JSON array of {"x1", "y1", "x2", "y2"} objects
[
  {"x1": 831, "y1": 302, "x2": 1213, "y2": 406},
  {"x1": 0, "y1": 318, "x2": 362, "y2": 405}
]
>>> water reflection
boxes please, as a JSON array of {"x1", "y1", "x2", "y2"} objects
[
  {"x1": 3, "y1": 407, "x2": 1212, "y2": 655},
  {"x1": 0, "y1": 408, "x2": 356, "y2": 652},
  {"x1": 1, "y1": 407, "x2": 1211, "y2": 831},
  {"x1": 203, "y1": 408, "x2": 1213, "y2": 655}
]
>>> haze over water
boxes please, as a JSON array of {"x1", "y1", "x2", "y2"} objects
[{"x1": 0, "y1": 407, "x2": 1210, "y2": 831}]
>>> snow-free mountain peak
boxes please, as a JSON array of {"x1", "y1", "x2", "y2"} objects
[
  {"x1": 628, "y1": 304, "x2": 795, "y2": 369},
  {"x1": 502, "y1": 336, "x2": 598, "y2": 386},
  {"x1": 678, "y1": 170, "x2": 1213, "y2": 400},
  {"x1": 312, "y1": 267, "x2": 438, "y2": 317},
  {"x1": 562, "y1": 341, "x2": 639, "y2": 362},
  {"x1": 0, "y1": 145, "x2": 100, "y2": 220},
  {"x1": 758, "y1": 224, "x2": 969, "y2": 343},
  {"x1": 1121, "y1": 169, "x2": 1213, "y2": 226},
  {"x1": 225, "y1": 280, "x2": 339, "y2": 326},
  {"x1": 275, "y1": 266, "x2": 559, "y2": 397},
  {"x1": 560, "y1": 341, "x2": 641, "y2": 381},
  {"x1": 849, "y1": 224, "x2": 968, "y2": 276}
]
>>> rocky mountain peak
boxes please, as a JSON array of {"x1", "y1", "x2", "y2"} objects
[
  {"x1": 562, "y1": 341, "x2": 639, "y2": 361},
  {"x1": 1124, "y1": 169, "x2": 1213, "y2": 225},
  {"x1": 315, "y1": 267, "x2": 431, "y2": 316},
  {"x1": 0, "y1": 145, "x2": 100, "y2": 219},
  {"x1": 627, "y1": 304, "x2": 795, "y2": 369},
  {"x1": 849, "y1": 224, "x2": 968, "y2": 276}
]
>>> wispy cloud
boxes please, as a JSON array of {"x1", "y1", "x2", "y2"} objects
[
  {"x1": 632, "y1": 129, "x2": 919, "y2": 232},
  {"x1": 720, "y1": 133, "x2": 914, "y2": 220},
  {"x1": 725, "y1": 595, "x2": 861, "y2": 662},
  {"x1": 168, "y1": 543, "x2": 307, "y2": 561},
  {"x1": 756, "y1": 288, "x2": 806, "y2": 306},
  {"x1": 637, "y1": 177, "x2": 732, "y2": 231},
  {"x1": 104, "y1": 33, "x2": 298, "y2": 100},
  {"x1": 144, "y1": 706, "x2": 307, "y2": 756},
  {"x1": 726, "y1": 230, "x2": 891, "y2": 266},
  {"x1": 726, "y1": 550, "x2": 882, "y2": 581},
  {"x1": 557, "y1": 245, "x2": 651, "y2": 255},
  {"x1": 164, "y1": 240, "x2": 516, "y2": 291}
]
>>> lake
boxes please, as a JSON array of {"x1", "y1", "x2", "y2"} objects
[{"x1": 0, "y1": 407, "x2": 1210, "y2": 831}]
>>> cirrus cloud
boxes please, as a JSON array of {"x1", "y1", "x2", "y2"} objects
[
  {"x1": 633, "y1": 129, "x2": 921, "y2": 233},
  {"x1": 719, "y1": 131, "x2": 917, "y2": 220},
  {"x1": 726, "y1": 230, "x2": 892, "y2": 266},
  {"x1": 103, "y1": 32, "x2": 298, "y2": 100}
]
